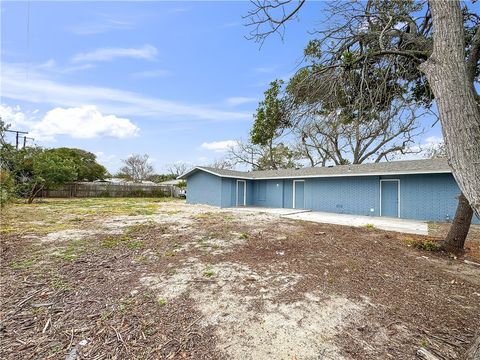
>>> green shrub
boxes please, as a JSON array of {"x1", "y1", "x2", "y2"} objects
[
  {"x1": 0, "y1": 170, "x2": 15, "y2": 207},
  {"x1": 405, "y1": 238, "x2": 440, "y2": 251}
]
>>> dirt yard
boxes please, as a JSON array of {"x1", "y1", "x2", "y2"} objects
[{"x1": 1, "y1": 198, "x2": 479, "y2": 359}]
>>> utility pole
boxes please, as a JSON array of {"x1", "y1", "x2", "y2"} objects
[
  {"x1": 5, "y1": 129, "x2": 29, "y2": 150},
  {"x1": 23, "y1": 136, "x2": 35, "y2": 148}
]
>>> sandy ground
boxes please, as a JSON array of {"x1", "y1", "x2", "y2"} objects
[{"x1": 1, "y1": 198, "x2": 479, "y2": 359}]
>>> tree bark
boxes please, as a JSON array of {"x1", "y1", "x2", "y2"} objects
[
  {"x1": 441, "y1": 194, "x2": 473, "y2": 254},
  {"x1": 418, "y1": 0, "x2": 480, "y2": 218},
  {"x1": 462, "y1": 332, "x2": 480, "y2": 360},
  {"x1": 27, "y1": 183, "x2": 44, "y2": 204}
]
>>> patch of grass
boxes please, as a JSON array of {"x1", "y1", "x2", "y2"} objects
[
  {"x1": 164, "y1": 250, "x2": 176, "y2": 257},
  {"x1": 102, "y1": 234, "x2": 131, "y2": 248},
  {"x1": 100, "y1": 311, "x2": 113, "y2": 321},
  {"x1": 9, "y1": 258, "x2": 34, "y2": 270},
  {"x1": 58, "y1": 253, "x2": 77, "y2": 261},
  {"x1": 127, "y1": 241, "x2": 144, "y2": 250},
  {"x1": 203, "y1": 266, "x2": 215, "y2": 278},
  {"x1": 0, "y1": 198, "x2": 181, "y2": 236},
  {"x1": 127, "y1": 208, "x2": 156, "y2": 216},
  {"x1": 133, "y1": 255, "x2": 150, "y2": 263},
  {"x1": 420, "y1": 339, "x2": 429, "y2": 348},
  {"x1": 118, "y1": 300, "x2": 133, "y2": 313},
  {"x1": 364, "y1": 223, "x2": 376, "y2": 229},
  {"x1": 51, "y1": 276, "x2": 72, "y2": 292},
  {"x1": 50, "y1": 345, "x2": 62, "y2": 354},
  {"x1": 0, "y1": 227, "x2": 16, "y2": 234},
  {"x1": 52, "y1": 239, "x2": 90, "y2": 261},
  {"x1": 405, "y1": 238, "x2": 440, "y2": 251},
  {"x1": 194, "y1": 212, "x2": 214, "y2": 219},
  {"x1": 157, "y1": 298, "x2": 167, "y2": 307},
  {"x1": 143, "y1": 326, "x2": 156, "y2": 336},
  {"x1": 239, "y1": 232, "x2": 248, "y2": 239}
]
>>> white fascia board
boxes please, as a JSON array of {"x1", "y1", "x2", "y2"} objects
[
  {"x1": 251, "y1": 169, "x2": 452, "y2": 179},
  {"x1": 178, "y1": 167, "x2": 252, "y2": 180}
]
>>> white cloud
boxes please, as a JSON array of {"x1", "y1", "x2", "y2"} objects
[
  {"x1": 0, "y1": 104, "x2": 138, "y2": 141},
  {"x1": 424, "y1": 136, "x2": 443, "y2": 146},
  {"x1": 32, "y1": 59, "x2": 96, "y2": 74},
  {"x1": 95, "y1": 151, "x2": 116, "y2": 163},
  {"x1": 72, "y1": 44, "x2": 158, "y2": 63},
  {"x1": 130, "y1": 69, "x2": 171, "y2": 79},
  {"x1": 390, "y1": 135, "x2": 444, "y2": 161},
  {"x1": 226, "y1": 97, "x2": 257, "y2": 106},
  {"x1": 36, "y1": 106, "x2": 138, "y2": 140},
  {"x1": 2, "y1": 62, "x2": 250, "y2": 122},
  {"x1": 95, "y1": 151, "x2": 118, "y2": 170},
  {"x1": 201, "y1": 140, "x2": 237, "y2": 152},
  {"x1": 0, "y1": 104, "x2": 33, "y2": 128}
]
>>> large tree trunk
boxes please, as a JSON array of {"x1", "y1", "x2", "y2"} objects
[
  {"x1": 463, "y1": 332, "x2": 480, "y2": 360},
  {"x1": 418, "y1": 0, "x2": 480, "y2": 218},
  {"x1": 441, "y1": 194, "x2": 473, "y2": 254}
]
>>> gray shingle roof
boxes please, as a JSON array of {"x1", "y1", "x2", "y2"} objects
[{"x1": 179, "y1": 159, "x2": 451, "y2": 180}]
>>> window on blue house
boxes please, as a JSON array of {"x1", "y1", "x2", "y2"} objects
[{"x1": 258, "y1": 181, "x2": 266, "y2": 201}]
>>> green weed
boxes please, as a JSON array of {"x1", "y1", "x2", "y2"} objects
[
  {"x1": 127, "y1": 241, "x2": 144, "y2": 250},
  {"x1": 203, "y1": 266, "x2": 215, "y2": 278},
  {"x1": 102, "y1": 234, "x2": 131, "y2": 248},
  {"x1": 405, "y1": 238, "x2": 440, "y2": 251},
  {"x1": 9, "y1": 259, "x2": 34, "y2": 270}
]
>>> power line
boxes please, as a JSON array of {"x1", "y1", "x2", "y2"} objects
[
  {"x1": 23, "y1": 136, "x2": 35, "y2": 148},
  {"x1": 5, "y1": 129, "x2": 29, "y2": 150}
]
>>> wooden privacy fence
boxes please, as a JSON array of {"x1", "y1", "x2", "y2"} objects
[{"x1": 37, "y1": 182, "x2": 183, "y2": 198}]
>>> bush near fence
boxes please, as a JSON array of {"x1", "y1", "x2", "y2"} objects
[{"x1": 37, "y1": 182, "x2": 182, "y2": 198}]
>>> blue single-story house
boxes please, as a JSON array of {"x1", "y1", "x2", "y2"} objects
[{"x1": 178, "y1": 159, "x2": 479, "y2": 223}]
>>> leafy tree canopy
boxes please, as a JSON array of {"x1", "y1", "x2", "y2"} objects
[{"x1": 47, "y1": 147, "x2": 107, "y2": 181}]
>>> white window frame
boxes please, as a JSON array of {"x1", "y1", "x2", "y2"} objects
[
  {"x1": 379, "y1": 179, "x2": 400, "y2": 218},
  {"x1": 236, "y1": 180, "x2": 246, "y2": 206},
  {"x1": 293, "y1": 180, "x2": 305, "y2": 209}
]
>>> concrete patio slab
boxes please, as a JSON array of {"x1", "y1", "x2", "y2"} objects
[
  {"x1": 230, "y1": 207, "x2": 311, "y2": 216},
  {"x1": 283, "y1": 211, "x2": 428, "y2": 235},
  {"x1": 229, "y1": 207, "x2": 428, "y2": 235}
]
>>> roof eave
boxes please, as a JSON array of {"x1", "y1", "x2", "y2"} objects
[
  {"x1": 177, "y1": 167, "x2": 253, "y2": 180},
  {"x1": 250, "y1": 169, "x2": 452, "y2": 180}
]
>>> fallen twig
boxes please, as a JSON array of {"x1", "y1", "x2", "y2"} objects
[{"x1": 42, "y1": 317, "x2": 51, "y2": 334}]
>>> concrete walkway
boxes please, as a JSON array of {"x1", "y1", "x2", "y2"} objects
[
  {"x1": 230, "y1": 207, "x2": 428, "y2": 235},
  {"x1": 231, "y1": 207, "x2": 310, "y2": 216}
]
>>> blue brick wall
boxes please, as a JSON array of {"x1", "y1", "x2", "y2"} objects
[
  {"x1": 220, "y1": 178, "x2": 254, "y2": 207},
  {"x1": 305, "y1": 176, "x2": 380, "y2": 216},
  {"x1": 221, "y1": 178, "x2": 236, "y2": 207},
  {"x1": 186, "y1": 171, "x2": 222, "y2": 206},
  {"x1": 381, "y1": 173, "x2": 478, "y2": 222},
  {"x1": 252, "y1": 179, "x2": 284, "y2": 208},
  {"x1": 246, "y1": 180, "x2": 254, "y2": 205},
  {"x1": 186, "y1": 169, "x2": 479, "y2": 223},
  {"x1": 283, "y1": 179, "x2": 293, "y2": 208}
]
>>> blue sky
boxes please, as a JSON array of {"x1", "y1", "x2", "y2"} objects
[{"x1": 1, "y1": 1, "x2": 442, "y2": 173}]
